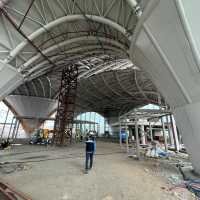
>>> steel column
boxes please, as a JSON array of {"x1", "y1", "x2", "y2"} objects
[
  {"x1": 11, "y1": 118, "x2": 18, "y2": 139},
  {"x1": 119, "y1": 118, "x2": 122, "y2": 147},
  {"x1": 14, "y1": 120, "x2": 20, "y2": 139},
  {"x1": 140, "y1": 125, "x2": 146, "y2": 145},
  {"x1": 0, "y1": 108, "x2": 9, "y2": 140},
  {"x1": 7, "y1": 116, "x2": 14, "y2": 140},
  {"x1": 135, "y1": 118, "x2": 140, "y2": 159},
  {"x1": 161, "y1": 117, "x2": 168, "y2": 152},
  {"x1": 170, "y1": 114, "x2": 180, "y2": 152},
  {"x1": 149, "y1": 122, "x2": 153, "y2": 141},
  {"x1": 166, "y1": 115, "x2": 174, "y2": 146},
  {"x1": 125, "y1": 120, "x2": 129, "y2": 153}
]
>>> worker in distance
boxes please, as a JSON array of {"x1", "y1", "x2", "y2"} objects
[{"x1": 85, "y1": 131, "x2": 96, "y2": 174}]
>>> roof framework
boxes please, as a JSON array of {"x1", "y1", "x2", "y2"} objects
[
  {"x1": 120, "y1": 108, "x2": 172, "y2": 121},
  {"x1": 0, "y1": 0, "x2": 162, "y2": 117}
]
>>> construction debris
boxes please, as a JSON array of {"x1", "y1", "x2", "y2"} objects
[
  {"x1": 0, "y1": 180, "x2": 32, "y2": 200},
  {"x1": 145, "y1": 141, "x2": 169, "y2": 158},
  {"x1": 168, "y1": 175, "x2": 183, "y2": 185}
]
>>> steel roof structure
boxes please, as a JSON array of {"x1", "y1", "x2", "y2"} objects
[
  {"x1": 0, "y1": 0, "x2": 161, "y2": 117},
  {"x1": 1, "y1": 0, "x2": 200, "y2": 173}
]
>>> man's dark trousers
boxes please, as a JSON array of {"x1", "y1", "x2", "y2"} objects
[{"x1": 85, "y1": 152, "x2": 94, "y2": 170}]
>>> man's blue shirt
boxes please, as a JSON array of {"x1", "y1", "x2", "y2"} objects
[{"x1": 85, "y1": 139, "x2": 96, "y2": 153}]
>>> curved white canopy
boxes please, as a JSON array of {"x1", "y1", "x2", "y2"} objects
[{"x1": 0, "y1": 0, "x2": 160, "y2": 117}]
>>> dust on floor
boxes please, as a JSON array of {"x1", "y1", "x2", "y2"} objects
[{"x1": 0, "y1": 142, "x2": 196, "y2": 200}]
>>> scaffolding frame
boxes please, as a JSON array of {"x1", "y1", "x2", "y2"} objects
[
  {"x1": 119, "y1": 108, "x2": 173, "y2": 159},
  {"x1": 53, "y1": 65, "x2": 78, "y2": 145}
]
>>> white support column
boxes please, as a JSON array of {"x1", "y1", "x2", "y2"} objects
[
  {"x1": 14, "y1": 120, "x2": 20, "y2": 139},
  {"x1": 149, "y1": 122, "x2": 153, "y2": 142},
  {"x1": 135, "y1": 119, "x2": 140, "y2": 159},
  {"x1": 119, "y1": 118, "x2": 122, "y2": 147},
  {"x1": 140, "y1": 125, "x2": 146, "y2": 145},
  {"x1": 125, "y1": 121, "x2": 129, "y2": 153},
  {"x1": 170, "y1": 115, "x2": 180, "y2": 152},
  {"x1": 129, "y1": 126, "x2": 133, "y2": 139},
  {"x1": 0, "y1": 108, "x2": 9, "y2": 139},
  {"x1": 161, "y1": 117, "x2": 168, "y2": 152},
  {"x1": 166, "y1": 115, "x2": 174, "y2": 146}
]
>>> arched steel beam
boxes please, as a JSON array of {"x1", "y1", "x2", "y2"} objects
[
  {"x1": 76, "y1": 94, "x2": 99, "y2": 110},
  {"x1": 100, "y1": 73, "x2": 122, "y2": 97},
  {"x1": 101, "y1": 69, "x2": 158, "y2": 101},
  {"x1": 27, "y1": 50, "x2": 117, "y2": 76},
  {"x1": 88, "y1": 78, "x2": 118, "y2": 103},
  {"x1": 7, "y1": 14, "x2": 129, "y2": 61},
  {"x1": 33, "y1": 44, "x2": 125, "y2": 62},
  {"x1": 19, "y1": 36, "x2": 127, "y2": 71},
  {"x1": 133, "y1": 69, "x2": 148, "y2": 100},
  {"x1": 22, "y1": 45, "x2": 127, "y2": 75},
  {"x1": 21, "y1": 84, "x2": 30, "y2": 96},
  {"x1": 46, "y1": 76, "x2": 52, "y2": 98},
  {"x1": 30, "y1": 80, "x2": 38, "y2": 96},
  {"x1": 27, "y1": 50, "x2": 118, "y2": 76},
  {"x1": 79, "y1": 81, "x2": 104, "y2": 102},
  {"x1": 79, "y1": 59, "x2": 128, "y2": 79},
  {"x1": 27, "y1": 50, "x2": 123, "y2": 81},
  {"x1": 114, "y1": 71, "x2": 136, "y2": 98},
  {"x1": 52, "y1": 85, "x2": 100, "y2": 110},
  {"x1": 116, "y1": 70, "x2": 157, "y2": 99},
  {"x1": 38, "y1": 78, "x2": 46, "y2": 97}
]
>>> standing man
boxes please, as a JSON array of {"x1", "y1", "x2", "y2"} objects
[{"x1": 85, "y1": 134, "x2": 96, "y2": 174}]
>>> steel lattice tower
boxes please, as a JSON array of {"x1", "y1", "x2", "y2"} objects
[{"x1": 53, "y1": 65, "x2": 78, "y2": 145}]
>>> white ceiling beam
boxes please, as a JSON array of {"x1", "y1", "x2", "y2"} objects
[
  {"x1": 7, "y1": 14, "x2": 129, "y2": 62},
  {"x1": 19, "y1": 36, "x2": 127, "y2": 71}
]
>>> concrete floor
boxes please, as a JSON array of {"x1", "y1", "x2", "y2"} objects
[{"x1": 0, "y1": 141, "x2": 195, "y2": 200}]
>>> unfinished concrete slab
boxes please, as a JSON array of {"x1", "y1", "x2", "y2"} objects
[{"x1": 0, "y1": 142, "x2": 195, "y2": 200}]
